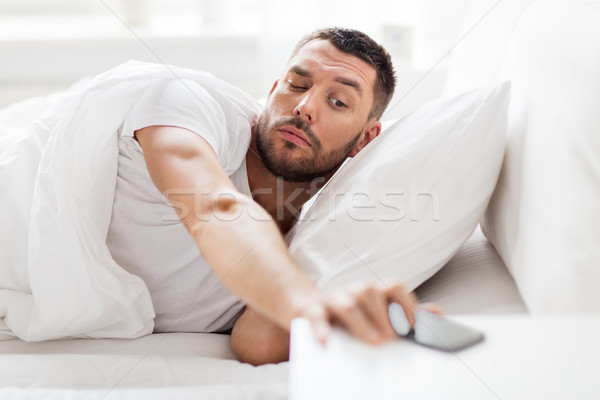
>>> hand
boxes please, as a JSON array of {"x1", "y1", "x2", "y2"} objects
[{"x1": 297, "y1": 281, "x2": 439, "y2": 345}]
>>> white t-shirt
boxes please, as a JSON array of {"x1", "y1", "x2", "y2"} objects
[{"x1": 106, "y1": 76, "x2": 262, "y2": 333}]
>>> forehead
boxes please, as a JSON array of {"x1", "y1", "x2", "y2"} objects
[{"x1": 286, "y1": 40, "x2": 377, "y2": 95}]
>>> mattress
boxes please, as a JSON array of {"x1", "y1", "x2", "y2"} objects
[
  {"x1": 416, "y1": 227, "x2": 527, "y2": 314},
  {"x1": 0, "y1": 332, "x2": 288, "y2": 399}
]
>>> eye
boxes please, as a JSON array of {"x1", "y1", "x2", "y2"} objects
[
  {"x1": 330, "y1": 97, "x2": 347, "y2": 108},
  {"x1": 287, "y1": 80, "x2": 307, "y2": 91}
]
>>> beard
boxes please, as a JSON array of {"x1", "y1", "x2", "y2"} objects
[{"x1": 255, "y1": 113, "x2": 362, "y2": 183}]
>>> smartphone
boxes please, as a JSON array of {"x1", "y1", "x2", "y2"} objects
[{"x1": 388, "y1": 303, "x2": 484, "y2": 351}]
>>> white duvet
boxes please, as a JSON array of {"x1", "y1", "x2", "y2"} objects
[{"x1": 0, "y1": 61, "x2": 219, "y2": 341}]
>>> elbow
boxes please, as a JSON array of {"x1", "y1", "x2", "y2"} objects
[
  {"x1": 231, "y1": 311, "x2": 290, "y2": 366},
  {"x1": 232, "y1": 335, "x2": 290, "y2": 366}
]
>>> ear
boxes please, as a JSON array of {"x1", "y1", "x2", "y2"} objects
[{"x1": 348, "y1": 120, "x2": 381, "y2": 157}]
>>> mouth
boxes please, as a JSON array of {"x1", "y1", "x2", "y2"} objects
[{"x1": 278, "y1": 126, "x2": 311, "y2": 147}]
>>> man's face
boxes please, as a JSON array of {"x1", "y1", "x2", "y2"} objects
[{"x1": 255, "y1": 39, "x2": 381, "y2": 182}]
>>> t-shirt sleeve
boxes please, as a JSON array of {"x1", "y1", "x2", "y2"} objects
[{"x1": 122, "y1": 78, "x2": 244, "y2": 174}]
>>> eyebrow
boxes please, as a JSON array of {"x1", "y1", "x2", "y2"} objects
[
  {"x1": 290, "y1": 65, "x2": 364, "y2": 95},
  {"x1": 334, "y1": 76, "x2": 363, "y2": 95}
]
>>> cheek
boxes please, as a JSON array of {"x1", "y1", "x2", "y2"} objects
[
  {"x1": 322, "y1": 118, "x2": 358, "y2": 142},
  {"x1": 272, "y1": 87, "x2": 308, "y2": 116},
  {"x1": 321, "y1": 121, "x2": 365, "y2": 154},
  {"x1": 268, "y1": 90, "x2": 291, "y2": 110}
]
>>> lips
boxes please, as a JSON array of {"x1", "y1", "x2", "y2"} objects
[{"x1": 279, "y1": 126, "x2": 311, "y2": 147}]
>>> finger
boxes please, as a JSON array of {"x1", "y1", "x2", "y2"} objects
[
  {"x1": 310, "y1": 318, "x2": 332, "y2": 345},
  {"x1": 299, "y1": 302, "x2": 332, "y2": 344},
  {"x1": 385, "y1": 282, "x2": 418, "y2": 328},
  {"x1": 326, "y1": 291, "x2": 383, "y2": 344},
  {"x1": 351, "y1": 284, "x2": 396, "y2": 339}
]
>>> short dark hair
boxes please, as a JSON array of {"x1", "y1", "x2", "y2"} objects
[{"x1": 291, "y1": 27, "x2": 396, "y2": 120}]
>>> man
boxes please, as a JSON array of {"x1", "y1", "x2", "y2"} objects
[{"x1": 108, "y1": 28, "x2": 421, "y2": 366}]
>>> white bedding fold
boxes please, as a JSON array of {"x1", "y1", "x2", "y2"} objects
[{"x1": 0, "y1": 61, "x2": 221, "y2": 341}]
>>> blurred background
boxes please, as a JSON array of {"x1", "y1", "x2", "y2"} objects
[{"x1": 0, "y1": 0, "x2": 477, "y2": 118}]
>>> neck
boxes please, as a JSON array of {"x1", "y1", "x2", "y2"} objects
[{"x1": 245, "y1": 129, "x2": 333, "y2": 234}]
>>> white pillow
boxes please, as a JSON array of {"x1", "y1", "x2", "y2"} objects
[
  {"x1": 481, "y1": 1, "x2": 600, "y2": 313},
  {"x1": 287, "y1": 83, "x2": 509, "y2": 291}
]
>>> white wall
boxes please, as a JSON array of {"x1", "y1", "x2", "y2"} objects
[{"x1": 0, "y1": 0, "x2": 475, "y2": 116}]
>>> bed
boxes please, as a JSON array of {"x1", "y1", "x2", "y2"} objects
[
  {"x1": 0, "y1": 228, "x2": 519, "y2": 400},
  {"x1": 2, "y1": 1, "x2": 599, "y2": 399}
]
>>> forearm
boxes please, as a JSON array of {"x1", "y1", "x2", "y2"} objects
[{"x1": 189, "y1": 192, "x2": 320, "y2": 330}]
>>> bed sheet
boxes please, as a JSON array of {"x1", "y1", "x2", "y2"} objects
[
  {"x1": 416, "y1": 226, "x2": 527, "y2": 314},
  {"x1": 0, "y1": 386, "x2": 287, "y2": 400},
  {"x1": 0, "y1": 332, "x2": 288, "y2": 399}
]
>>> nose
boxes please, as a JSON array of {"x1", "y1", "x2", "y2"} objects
[{"x1": 293, "y1": 93, "x2": 315, "y2": 123}]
